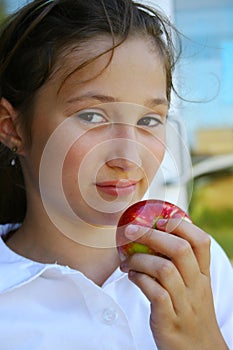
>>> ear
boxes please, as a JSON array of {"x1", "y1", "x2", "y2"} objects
[{"x1": 0, "y1": 98, "x2": 25, "y2": 155}]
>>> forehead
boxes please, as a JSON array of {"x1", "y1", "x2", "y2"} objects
[
  {"x1": 48, "y1": 35, "x2": 114, "y2": 90},
  {"x1": 36, "y1": 36, "x2": 168, "y2": 115},
  {"x1": 50, "y1": 35, "x2": 165, "y2": 91}
]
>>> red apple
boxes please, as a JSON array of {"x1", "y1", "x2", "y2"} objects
[{"x1": 116, "y1": 199, "x2": 191, "y2": 261}]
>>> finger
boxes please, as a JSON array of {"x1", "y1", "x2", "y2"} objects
[
  {"x1": 125, "y1": 224, "x2": 201, "y2": 287},
  {"x1": 121, "y1": 253, "x2": 187, "y2": 314},
  {"x1": 157, "y1": 219, "x2": 211, "y2": 276},
  {"x1": 127, "y1": 270, "x2": 176, "y2": 321}
]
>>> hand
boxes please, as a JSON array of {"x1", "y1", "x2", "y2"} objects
[{"x1": 120, "y1": 219, "x2": 229, "y2": 350}]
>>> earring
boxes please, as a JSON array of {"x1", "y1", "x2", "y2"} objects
[{"x1": 11, "y1": 145, "x2": 18, "y2": 166}]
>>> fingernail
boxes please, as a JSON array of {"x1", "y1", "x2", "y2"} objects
[
  {"x1": 125, "y1": 224, "x2": 149, "y2": 239},
  {"x1": 125, "y1": 224, "x2": 139, "y2": 238},
  {"x1": 120, "y1": 261, "x2": 128, "y2": 272},
  {"x1": 156, "y1": 219, "x2": 168, "y2": 229},
  {"x1": 128, "y1": 270, "x2": 137, "y2": 278}
]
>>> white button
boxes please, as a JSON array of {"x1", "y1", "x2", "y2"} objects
[{"x1": 102, "y1": 308, "x2": 118, "y2": 325}]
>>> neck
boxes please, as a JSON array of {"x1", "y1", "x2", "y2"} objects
[{"x1": 5, "y1": 208, "x2": 121, "y2": 286}]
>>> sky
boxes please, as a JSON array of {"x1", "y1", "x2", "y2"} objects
[{"x1": 6, "y1": 0, "x2": 28, "y2": 13}]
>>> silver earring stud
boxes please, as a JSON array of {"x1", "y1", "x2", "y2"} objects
[{"x1": 11, "y1": 145, "x2": 18, "y2": 166}]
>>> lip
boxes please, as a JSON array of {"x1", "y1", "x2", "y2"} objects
[{"x1": 96, "y1": 179, "x2": 139, "y2": 196}]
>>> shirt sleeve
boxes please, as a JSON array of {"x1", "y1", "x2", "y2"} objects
[{"x1": 210, "y1": 236, "x2": 233, "y2": 349}]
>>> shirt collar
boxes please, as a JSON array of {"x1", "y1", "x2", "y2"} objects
[
  {"x1": 0, "y1": 224, "x2": 125, "y2": 294},
  {"x1": 0, "y1": 224, "x2": 59, "y2": 294}
]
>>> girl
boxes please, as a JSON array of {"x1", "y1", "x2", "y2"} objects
[{"x1": 0, "y1": 0, "x2": 232, "y2": 349}]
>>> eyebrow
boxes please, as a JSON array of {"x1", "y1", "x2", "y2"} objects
[{"x1": 67, "y1": 93, "x2": 168, "y2": 108}]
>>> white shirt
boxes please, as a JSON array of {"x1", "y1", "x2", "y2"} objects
[{"x1": 0, "y1": 224, "x2": 233, "y2": 350}]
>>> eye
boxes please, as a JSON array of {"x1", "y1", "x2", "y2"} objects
[
  {"x1": 137, "y1": 115, "x2": 164, "y2": 127},
  {"x1": 77, "y1": 110, "x2": 107, "y2": 124}
]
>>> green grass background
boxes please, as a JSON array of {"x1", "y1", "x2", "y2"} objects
[{"x1": 189, "y1": 173, "x2": 233, "y2": 261}]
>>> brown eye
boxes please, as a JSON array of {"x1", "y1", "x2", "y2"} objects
[
  {"x1": 137, "y1": 116, "x2": 163, "y2": 127},
  {"x1": 78, "y1": 111, "x2": 106, "y2": 124}
]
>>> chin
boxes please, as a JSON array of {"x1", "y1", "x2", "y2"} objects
[{"x1": 65, "y1": 188, "x2": 146, "y2": 227}]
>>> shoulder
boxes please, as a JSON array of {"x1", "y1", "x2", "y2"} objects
[
  {"x1": 209, "y1": 236, "x2": 233, "y2": 349},
  {"x1": 0, "y1": 223, "x2": 44, "y2": 294},
  {"x1": 210, "y1": 236, "x2": 233, "y2": 284},
  {"x1": 210, "y1": 236, "x2": 233, "y2": 297}
]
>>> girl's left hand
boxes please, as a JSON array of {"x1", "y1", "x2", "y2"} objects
[{"x1": 120, "y1": 219, "x2": 229, "y2": 350}]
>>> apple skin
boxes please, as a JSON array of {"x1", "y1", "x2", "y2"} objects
[{"x1": 116, "y1": 199, "x2": 191, "y2": 261}]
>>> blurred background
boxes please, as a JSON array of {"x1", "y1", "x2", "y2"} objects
[
  {"x1": 0, "y1": 0, "x2": 233, "y2": 259},
  {"x1": 173, "y1": 0, "x2": 233, "y2": 261}
]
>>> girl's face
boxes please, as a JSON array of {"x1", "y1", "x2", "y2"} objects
[{"x1": 23, "y1": 36, "x2": 168, "y2": 227}]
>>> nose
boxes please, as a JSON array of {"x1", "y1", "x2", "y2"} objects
[{"x1": 106, "y1": 123, "x2": 142, "y2": 171}]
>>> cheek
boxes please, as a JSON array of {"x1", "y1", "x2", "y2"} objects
[
  {"x1": 61, "y1": 134, "x2": 103, "y2": 194},
  {"x1": 62, "y1": 143, "x2": 90, "y2": 188},
  {"x1": 140, "y1": 130, "x2": 166, "y2": 173},
  {"x1": 152, "y1": 140, "x2": 165, "y2": 165}
]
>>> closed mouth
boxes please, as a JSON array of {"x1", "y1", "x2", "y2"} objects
[{"x1": 96, "y1": 179, "x2": 139, "y2": 196}]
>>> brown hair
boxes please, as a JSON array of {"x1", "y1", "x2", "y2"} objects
[{"x1": 0, "y1": 0, "x2": 181, "y2": 223}]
